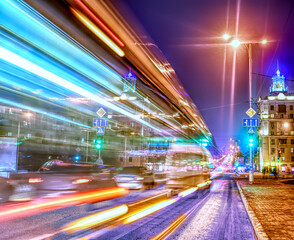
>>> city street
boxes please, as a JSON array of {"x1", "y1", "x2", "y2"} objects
[
  {"x1": 0, "y1": 175, "x2": 256, "y2": 240},
  {"x1": 1, "y1": 0, "x2": 294, "y2": 239}
]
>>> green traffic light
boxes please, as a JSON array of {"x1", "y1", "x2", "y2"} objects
[{"x1": 95, "y1": 138, "x2": 103, "y2": 149}]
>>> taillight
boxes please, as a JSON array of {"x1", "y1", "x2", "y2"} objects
[
  {"x1": 72, "y1": 178, "x2": 91, "y2": 185},
  {"x1": 135, "y1": 177, "x2": 144, "y2": 181},
  {"x1": 29, "y1": 178, "x2": 43, "y2": 183}
]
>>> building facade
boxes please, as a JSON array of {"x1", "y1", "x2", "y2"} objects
[{"x1": 258, "y1": 69, "x2": 294, "y2": 173}]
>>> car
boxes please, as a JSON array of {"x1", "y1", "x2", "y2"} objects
[
  {"x1": 114, "y1": 166, "x2": 154, "y2": 190},
  {"x1": 11, "y1": 161, "x2": 117, "y2": 198},
  {"x1": 0, "y1": 177, "x2": 13, "y2": 203}
]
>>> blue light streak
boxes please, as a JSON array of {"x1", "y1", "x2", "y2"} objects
[{"x1": 0, "y1": 97, "x2": 91, "y2": 129}]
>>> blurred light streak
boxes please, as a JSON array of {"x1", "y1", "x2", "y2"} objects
[
  {"x1": 63, "y1": 205, "x2": 128, "y2": 234},
  {"x1": 73, "y1": 0, "x2": 124, "y2": 47},
  {"x1": 178, "y1": 187, "x2": 197, "y2": 198},
  {"x1": 0, "y1": 46, "x2": 161, "y2": 132},
  {"x1": 1, "y1": 0, "x2": 122, "y2": 92},
  {"x1": 0, "y1": 187, "x2": 128, "y2": 222},
  {"x1": 124, "y1": 199, "x2": 176, "y2": 224},
  {"x1": 0, "y1": 97, "x2": 91, "y2": 128},
  {"x1": 197, "y1": 182, "x2": 208, "y2": 188},
  {"x1": 229, "y1": 49, "x2": 237, "y2": 130},
  {"x1": 71, "y1": 8, "x2": 125, "y2": 57}
]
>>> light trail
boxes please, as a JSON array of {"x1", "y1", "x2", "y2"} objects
[
  {"x1": 0, "y1": 187, "x2": 128, "y2": 222},
  {"x1": 71, "y1": 8, "x2": 125, "y2": 57},
  {"x1": 0, "y1": 46, "x2": 162, "y2": 132},
  {"x1": 63, "y1": 205, "x2": 128, "y2": 234},
  {"x1": 124, "y1": 199, "x2": 176, "y2": 224},
  {"x1": 73, "y1": 0, "x2": 125, "y2": 47}
]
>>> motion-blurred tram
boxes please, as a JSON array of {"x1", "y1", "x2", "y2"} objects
[{"x1": 165, "y1": 143, "x2": 213, "y2": 189}]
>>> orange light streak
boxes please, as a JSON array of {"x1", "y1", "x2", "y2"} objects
[
  {"x1": 64, "y1": 204, "x2": 128, "y2": 234},
  {"x1": 0, "y1": 187, "x2": 128, "y2": 222},
  {"x1": 74, "y1": 0, "x2": 124, "y2": 47}
]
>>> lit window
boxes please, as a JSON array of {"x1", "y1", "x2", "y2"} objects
[{"x1": 292, "y1": 148, "x2": 294, "y2": 153}]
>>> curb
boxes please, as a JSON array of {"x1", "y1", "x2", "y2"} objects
[{"x1": 236, "y1": 181, "x2": 269, "y2": 240}]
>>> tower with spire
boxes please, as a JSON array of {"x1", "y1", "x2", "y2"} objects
[
  {"x1": 270, "y1": 61, "x2": 288, "y2": 93},
  {"x1": 123, "y1": 69, "x2": 137, "y2": 93}
]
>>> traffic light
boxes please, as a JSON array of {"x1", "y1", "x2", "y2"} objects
[
  {"x1": 248, "y1": 136, "x2": 254, "y2": 147},
  {"x1": 95, "y1": 138, "x2": 103, "y2": 150}
]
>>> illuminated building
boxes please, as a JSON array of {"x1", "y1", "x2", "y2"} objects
[{"x1": 258, "y1": 68, "x2": 294, "y2": 173}]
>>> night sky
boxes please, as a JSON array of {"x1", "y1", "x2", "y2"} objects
[{"x1": 113, "y1": 0, "x2": 294, "y2": 149}]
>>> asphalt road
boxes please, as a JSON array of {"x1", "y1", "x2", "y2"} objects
[{"x1": 1, "y1": 175, "x2": 256, "y2": 240}]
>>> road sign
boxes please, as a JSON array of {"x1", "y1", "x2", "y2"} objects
[
  {"x1": 243, "y1": 118, "x2": 259, "y2": 127},
  {"x1": 96, "y1": 108, "x2": 106, "y2": 117},
  {"x1": 247, "y1": 127, "x2": 255, "y2": 134},
  {"x1": 246, "y1": 108, "x2": 256, "y2": 118},
  {"x1": 96, "y1": 127, "x2": 105, "y2": 135},
  {"x1": 93, "y1": 118, "x2": 108, "y2": 127}
]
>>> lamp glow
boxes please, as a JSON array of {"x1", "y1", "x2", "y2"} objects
[
  {"x1": 230, "y1": 39, "x2": 241, "y2": 48},
  {"x1": 284, "y1": 122, "x2": 289, "y2": 128},
  {"x1": 261, "y1": 39, "x2": 267, "y2": 44},
  {"x1": 222, "y1": 34, "x2": 230, "y2": 40}
]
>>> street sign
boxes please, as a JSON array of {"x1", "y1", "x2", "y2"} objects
[
  {"x1": 246, "y1": 108, "x2": 256, "y2": 118},
  {"x1": 96, "y1": 108, "x2": 106, "y2": 117},
  {"x1": 93, "y1": 118, "x2": 108, "y2": 127},
  {"x1": 243, "y1": 118, "x2": 259, "y2": 127},
  {"x1": 96, "y1": 127, "x2": 105, "y2": 135},
  {"x1": 247, "y1": 127, "x2": 255, "y2": 134}
]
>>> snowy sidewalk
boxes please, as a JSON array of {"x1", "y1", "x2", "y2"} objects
[{"x1": 237, "y1": 179, "x2": 294, "y2": 240}]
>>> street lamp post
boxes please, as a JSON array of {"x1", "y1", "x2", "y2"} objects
[{"x1": 224, "y1": 34, "x2": 267, "y2": 184}]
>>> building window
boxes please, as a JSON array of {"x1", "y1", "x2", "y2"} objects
[
  {"x1": 281, "y1": 114, "x2": 284, "y2": 119},
  {"x1": 271, "y1": 131, "x2": 274, "y2": 136},
  {"x1": 291, "y1": 148, "x2": 294, "y2": 153},
  {"x1": 129, "y1": 157, "x2": 132, "y2": 162},
  {"x1": 272, "y1": 157, "x2": 275, "y2": 161},
  {"x1": 120, "y1": 157, "x2": 123, "y2": 162},
  {"x1": 282, "y1": 157, "x2": 285, "y2": 161},
  {"x1": 271, "y1": 148, "x2": 275, "y2": 154},
  {"x1": 271, "y1": 139, "x2": 275, "y2": 145},
  {"x1": 270, "y1": 105, "x2": 274, "y2": 111},
  {"x1": 271, "y1": 122, "x2": 274, "y2": 129},
  {"x1": 281, "y1": 148, "x2": 285, "y2": 153},
  {"x1": 292, "y1": 139, "x2": 294, "y2": 144},
  {"x1": 278, "y1": 105, "x2": 286, "y2": 113},
  {"x1": 290, "y1": 105, "x2": 294, "y2": 111},
  {"x1": 291, "y1": 114, "x2": 294, "y2": 119},
  {"x1": 280, "y1": 139, "x2": 287, "y2": 144},
  {"x1": 292, "y1": 156, "x2": 294, "y2": 162},
  {"x1": 271, "y1": 114, "x2": 275, "y2": 118}
]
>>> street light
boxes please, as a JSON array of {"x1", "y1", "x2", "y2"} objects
[
  {"x1": 283, "y1": 122, "x2": 289, "y2": 128},
  {"x1": 230, "y1": 39, "x2": 241, "y2": 48},
  {"x1": 222, "y1": 33, "x2": 230, "y2": 40},
  {"x1": 224, "y1": 35, "x2": 268, "y2": 184}
]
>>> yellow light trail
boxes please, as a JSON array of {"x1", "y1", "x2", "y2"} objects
[
  {"x1": 71, "y1": 8, "x2": 125, "y2": 57},
  {"x1": 63, "y1": 205, "x2": 128, "y2": 234},
  {"x1": 124, "y1": 199, "x2": 176, "y2": 224}
]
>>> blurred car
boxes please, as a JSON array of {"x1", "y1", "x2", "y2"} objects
[
  {"x1": 0, "y1": 177, "x2": 13, "y2": 203},
  {"x1": 11, "y1": 161, "x2": 117, "y2": 198},
  {"x1": 114, "y1": 166, "x2": 154, "y2": 190}
]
